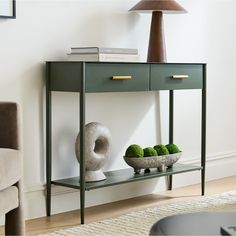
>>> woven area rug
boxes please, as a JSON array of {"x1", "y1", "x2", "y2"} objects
[{"x1": 41, "y1": 190, "x2": 236, "y2": 236}]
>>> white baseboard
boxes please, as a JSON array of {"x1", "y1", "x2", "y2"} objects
[{"x1": 23, "y1": 151, "x2": 236, "y2": 220}]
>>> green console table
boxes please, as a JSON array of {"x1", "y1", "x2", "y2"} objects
[{"x1": 45, "y1": 62, "x2": 207, "y2": 224}]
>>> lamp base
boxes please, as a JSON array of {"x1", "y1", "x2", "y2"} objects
[{"x1": 147, "y1": 11, "x2": 166, "y2": 63}]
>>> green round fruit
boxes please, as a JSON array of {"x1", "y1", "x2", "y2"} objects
[
  {"x1": 165, "y1": 144, "x2": 180, "y2": 154},
  {"x1": 125, "y1": 144, "x2": 144, "y2": 158},
  {"x1": 154, "y1": 144, "x2": 169, "y2": 155},
  {"x1": 143, "y1": 147, "x2": 157, "y2": 157}
]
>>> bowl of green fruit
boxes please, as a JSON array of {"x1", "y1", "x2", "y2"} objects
[{"x1": 124, "y1": 144, "x2": 182, "y2": 174}]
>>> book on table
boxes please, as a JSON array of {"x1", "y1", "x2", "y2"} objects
[
  {"x1": 70, "y1": 47, "x2": 138, "y2": 55},
  {"x1": 67, "y1": 53, "x2": 139, "y2": 62}
]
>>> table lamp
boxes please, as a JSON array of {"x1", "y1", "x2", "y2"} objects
[{"x1": 129, "y1": 0, "x2": 187, "y2": 62}]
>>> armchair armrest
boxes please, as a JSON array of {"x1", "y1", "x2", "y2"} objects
[{"x1": 0, "y1": 102, "x2": 20, "y2": 150}]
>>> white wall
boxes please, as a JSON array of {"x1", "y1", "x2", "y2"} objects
[{"x1": 1, "y1": 0, "x2": 236, "y2": 220}]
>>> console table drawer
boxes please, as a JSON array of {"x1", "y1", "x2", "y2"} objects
[
  {"x1": 85, "y1": 63, "x2": 149, "y2": 92},
  {"x1": 150, "y1": 64, "x2": 203, "y2": 90}
]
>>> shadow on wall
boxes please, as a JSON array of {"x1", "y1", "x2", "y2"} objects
[
  {"x1": 86, "y1": 92, "x2": 158, "y2": 170},
  {"x1": 51, "y1": 91, "x2": 160, "y2": 182}
]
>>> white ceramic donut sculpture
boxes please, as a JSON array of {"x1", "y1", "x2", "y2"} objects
[{"x1": 75, "y1": 122, "x2": 112, "y2": 182}]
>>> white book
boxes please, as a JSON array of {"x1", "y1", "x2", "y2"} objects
[
  {"x1": 70, "y1": 47, "x2": 138, "y2": 55},
  {"x1": 67, "y1": 53, "x2": 139, "y2": 62}
]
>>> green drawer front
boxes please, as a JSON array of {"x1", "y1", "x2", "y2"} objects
[
  {"x1": 85, "y1": 63, "x2": 149, "y2": 92},
  {"x1": 150, "y1": 64, "x2": 203, "y2": 90},
  {"x1": 48, "y1": 62, "x2": 82, "y2": 92}
]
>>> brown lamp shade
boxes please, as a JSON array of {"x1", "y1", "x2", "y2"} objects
[{"x1": 129, "y1": 0, "x2": 187, "y2": 13}]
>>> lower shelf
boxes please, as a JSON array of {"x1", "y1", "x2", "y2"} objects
[{"x1": 51, "y1": 163, "x2": 202, "y2": 191}]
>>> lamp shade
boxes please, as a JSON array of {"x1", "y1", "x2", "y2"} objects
[{"x1": 129, "y1": 0, "x2": 187, "y2": 14}]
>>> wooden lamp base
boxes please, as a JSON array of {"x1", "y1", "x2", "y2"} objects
[{"x1": 147, "y1": 11, "x2": 166, "y2": 63}]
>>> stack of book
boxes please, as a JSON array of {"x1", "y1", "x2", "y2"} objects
[{"x1": 67, "y1": 47, "x2": 139, "y2": 62}]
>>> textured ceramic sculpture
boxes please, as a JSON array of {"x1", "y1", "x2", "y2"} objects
[{"x1": 75, "y1": 122, "x2": 112, "y2": 182}]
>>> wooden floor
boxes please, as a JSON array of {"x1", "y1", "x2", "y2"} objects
[{"x1": 1, "y1": 176, "x2": 236, "y2": 235}]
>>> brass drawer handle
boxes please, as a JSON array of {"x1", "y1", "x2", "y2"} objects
[
  {"x1": 172, "y1": 75, "x2": 189, "y2": 79},
  {"x1": 112, "y1": 76, "x2": 132, "y2": 80}
]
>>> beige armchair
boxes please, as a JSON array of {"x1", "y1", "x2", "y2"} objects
[{"x1": 0, "y1": 102, "x2": 25, "y2": 235}]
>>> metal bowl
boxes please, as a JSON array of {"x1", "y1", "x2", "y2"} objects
[{"x1": 123, "y1": 152, "x2": 182, "y2": 174}]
